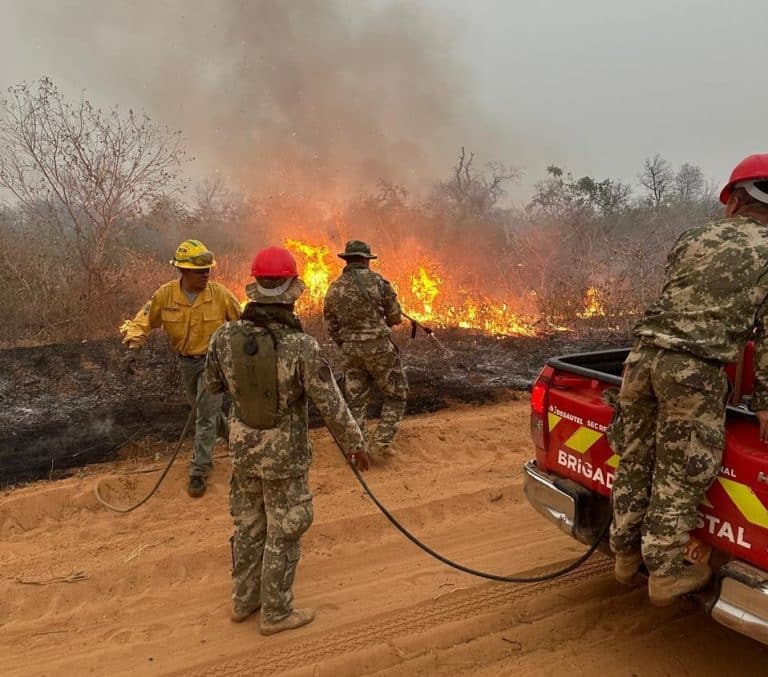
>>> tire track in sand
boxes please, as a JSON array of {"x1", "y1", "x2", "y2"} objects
[{"x1": 187, "y1": 557, "x2": 611, "y2": 677}]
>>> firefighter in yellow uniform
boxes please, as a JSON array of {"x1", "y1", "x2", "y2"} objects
[{"x1": 120, "y1": 240, "x2": 241, "y2": 497}]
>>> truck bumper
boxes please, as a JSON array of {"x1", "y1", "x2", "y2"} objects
[
  {"x1": 523, "y1": 460, "x2": 611, "y2": 548},
  {"x1": 710, "y1": 560, "x2": 768, "y2": 647},
  {"x1": 523, "y1": 463, "x2": 768, "y2": 648}
]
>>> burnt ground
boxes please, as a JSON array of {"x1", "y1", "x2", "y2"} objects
[{"x1": 0, "y1": 325, "x2": 629, "y2": 485}]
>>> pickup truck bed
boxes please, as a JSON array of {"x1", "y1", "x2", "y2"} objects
[{"x1": 524, "y1": 345, "x2": 768, "y2": 646}]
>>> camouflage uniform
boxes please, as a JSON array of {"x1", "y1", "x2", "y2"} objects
[
  {"x1": 205, "y1": 290, "x2": 364, "y2": 623},
  {"x1": 323, "y1": 261, "x2": 408, "y2": 449},
  {"x1": 609, "y1": 216, "x2": 768, "y2": 576}
]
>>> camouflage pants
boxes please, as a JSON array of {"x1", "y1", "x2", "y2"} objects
[
  {"x1": 608, "y1": 345, "x2": 727, "y2": 576},
  {"x1": 339, "y1": 337, "x2": 409, "y2": 447},
  {"x1": 229, "y1": 470, "x2": 314, "y2": 622},
  {"x1": 179, "y1": 356, "x2": 228, "y2": 478}
]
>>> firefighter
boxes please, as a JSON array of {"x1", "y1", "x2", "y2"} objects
[
  {"x1": 609, "y1": 154, "x2": 768, "y2": 606},
  {"x1": 323, "y1": 240, "x2": 409, "y2": 458},
  {"x1": 205, "y1": 246, "x2": 368, "y2": 635},
  {"x1": 120, "y1": 239, "x2": 241, "y2": 498}
]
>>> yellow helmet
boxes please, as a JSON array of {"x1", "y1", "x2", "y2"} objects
[{"x1": 170, "y1": 239, "x2": 216, "y2": 269}]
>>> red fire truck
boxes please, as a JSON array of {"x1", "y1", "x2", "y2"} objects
[{"x1": 524, "y1": 343, "x2": 768, "y2": 646}]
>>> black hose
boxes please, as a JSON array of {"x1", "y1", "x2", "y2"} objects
[
  {"x1": 97, "y1": 386, "x2": 609, "y2": 583},
  {"x1": 346, "y1": 457, "x2": 611, "y2": 583},
  {"x1": 94, "y1": 390, "x2": 204, "y2": 513}
]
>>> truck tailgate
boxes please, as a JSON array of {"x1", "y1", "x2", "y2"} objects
[{"x1": 546, "y1": 374, "x2": 617, "y2": 497}]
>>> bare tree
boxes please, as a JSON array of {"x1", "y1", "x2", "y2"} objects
[
  {"x1": 673, "y1": 162, "x2": 705, "y2": 202},
  {"x1": 0, "y1": 78, "x2": 187, "y2": 299},
  {"x1": 446, "y1": 146, "x2": 519, "y2": 218},
  {"x1": 194, "y1": 174, "x2": 239, "y2": 222},
  {"x1": 638, "y1": 154, "x2": 673, "y2": 207}
]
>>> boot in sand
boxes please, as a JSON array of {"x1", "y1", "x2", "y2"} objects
[
  {"x1": 648, "y1": 564, "x2": 712, "y2": 607},
  {"x1": 614, "y1": 551, "x2": 643, "y2": 585},
  {"x1": 260, "y1": 608, "x2": 315, "y2": 636},
  {"x1": 231, "y1": 602, "x2": 261, "y2": 623},
  {"x1": 371, "y1": 442, "x2": 397, "y2": 460}
]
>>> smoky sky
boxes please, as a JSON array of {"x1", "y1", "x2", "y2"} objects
[
  {"x1": 426, "y1": 0, "x2": 768, "y2": 198},
  {"x1": 0, "y1": 0, "x2": 495, "y2": 197},
  {"x1": 1, "y1": 0, "x2": 767, "y2": 200}
]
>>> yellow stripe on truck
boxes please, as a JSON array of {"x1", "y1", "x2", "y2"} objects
[
  {"x1": 718, "y1": 477, "x2": 768, "y2": 529},
  {"x1": 605, "y1": 454, "x2": 620, "y2": 468},
  {"x1": 564, "y1": 427, "x2": 603, "y2": 454},
  {"x1": 548, "y1": 413, "x2": 562, "y2": 431}
]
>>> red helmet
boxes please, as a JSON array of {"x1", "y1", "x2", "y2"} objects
[
  {"x1": 720, "y1": 154, "x2": 768, "y2": 204},
  {"x1": 250, "y1": 246, "x2": 298, "y2": 278}
]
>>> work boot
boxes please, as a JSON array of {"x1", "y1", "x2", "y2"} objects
[
  {"x1": 648, "y1": 564, "x2": 712, "y2": 607},
  {"x1": 187, "y1": 476, "x2": 207, "y2": 498},
  {"x1": 231, "y1": 602, "x2": 261, "y2": 623},
  {"x1": 260, "y1": 608, "x2": 315, "y2": 636},
  {"x1": 614, "y1": 550, "x2": 643, "y2": 585},
  {"x1": 372, "y1": 442, "x2": 397, "y2": 458}
]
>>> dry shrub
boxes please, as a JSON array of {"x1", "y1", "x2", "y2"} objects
[{"x1": 0, "y1": 232, "x2": 171, "y2": 346}]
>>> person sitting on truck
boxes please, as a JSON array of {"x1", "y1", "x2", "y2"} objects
[{"x1": 609, "y1": 154, "x2": 768, "y2": 606}]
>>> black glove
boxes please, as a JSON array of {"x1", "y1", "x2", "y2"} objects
[{"x1": 121, "y1": 349, "x2": 139, "y2": 376}]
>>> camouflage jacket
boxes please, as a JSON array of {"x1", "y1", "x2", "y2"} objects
[
  {"x1": 634, "y1": 216, "x2": 768, "y2": 409},
  {"x1": 323, "y1": 263, "x2": 402, "y2": 343},
  {"x1": 205, "y1": 320, "x2": 364, "y2": 479}
]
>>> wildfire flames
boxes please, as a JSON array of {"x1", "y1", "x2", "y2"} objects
[
  {"x1": 234, "y1": 239, "x2": 605, "y2": 337},
  {"x1": 281, "y1": 240, "x2": 543, "y2": 336},
  {"x1": 227, "y1": 237, "x2": 613, "y2": 336},
  {"x1": 401, "y1": 264, "x2": 539, "y2": 336},
  {"x1": 283, "y1": 239, "x2": 334, "y2": 310},
  {"x1": 577, "y1": 286, "x2": 605, "y2": 319},
  {"x1": 409, "y1": 266, "x2": 441, "y2": 318}
]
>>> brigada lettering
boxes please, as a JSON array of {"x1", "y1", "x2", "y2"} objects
[{"x1": 557, "y1": 449, "x2": 614, "y2": 489}]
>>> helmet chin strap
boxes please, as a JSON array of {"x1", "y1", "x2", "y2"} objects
[
  {"x1": 255, "y1": 278, "x2": 293, "y2": 297},
  {"x1": 738, "y1": 180, "x2": 768, "y2": 205}
]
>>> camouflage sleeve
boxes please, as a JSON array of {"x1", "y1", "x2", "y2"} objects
[
  {"x1": 322, "y1": 293, "x2": 343, "y2": 344},
  {"x1": 302, "y1": 338, "x2": 365, "y2": 453},
  {"x1": 752, "y1": 304, "x2": 768, "y2": 411},
  {"x1": 204, "y1": 328, "x2": 227, "y2": 394},
  {"x1": 380, "y1": 278, "x2": 403, "y2": 326}
]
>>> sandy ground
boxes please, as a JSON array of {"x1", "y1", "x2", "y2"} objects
[{"x1": 2, "y1": 399, "x2": 767, "y2": 676}]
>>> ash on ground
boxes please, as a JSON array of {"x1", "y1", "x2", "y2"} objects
[{"x1": 0, "y1": 326, "x2": 629, "y2": 485}]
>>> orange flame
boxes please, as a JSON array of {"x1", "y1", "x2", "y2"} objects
[
  {"x1": 410, "y1": 265, "x2": 442, "y2": 319},
  {"x1": 401, "y1": 262, "x2": 535, "y2": 335},
  {"x1": 284, "y1": 238, "x2": 338, "y2": 311},
  {"x1": 577, "y1": 286, "x2": 605, "y2": 319}
]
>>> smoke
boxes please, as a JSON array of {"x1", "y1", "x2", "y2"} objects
[{"x1": 10, "y1": 0, "x2": 501, "y2": 196}]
